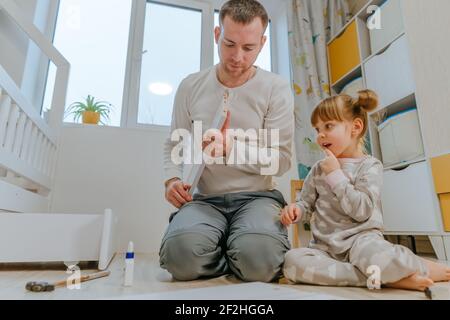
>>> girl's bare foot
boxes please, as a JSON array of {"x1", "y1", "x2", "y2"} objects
[
  {"x1": 386, "y1": 273, "x2": 434, "y2": 292},
  {"x1": 422, "y1": 259, "x2": 450, "y2": 282}
]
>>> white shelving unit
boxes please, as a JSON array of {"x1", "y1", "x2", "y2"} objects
[{"x1": 326, "y1": 0, "x2": 450, "y2": 260}]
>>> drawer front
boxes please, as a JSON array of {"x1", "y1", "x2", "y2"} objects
[
  {"x1": 328, "y1": 20, "x2": 361, "y2": 84},
  {"x1": 378, "y1": 122, "x2": 399, "y2": 166},
  {"x1": 369, "y1": 0, "x2": 404, "y2": 54},
  {"x1": 381, "y1": 161, "x2": 439, "y2": 232},
  {"x1": 378, "y1": 110, "x2": 425, "y2": 166},
  {"x1": 439, "y1": 194, "x2": 450, "y2": 232},
  {"x1": 431, "y1": 154, "x2": 450, "y2": 194},
  {"x1": 364, "y1": 34, "x2": 415, "y2": 108}
]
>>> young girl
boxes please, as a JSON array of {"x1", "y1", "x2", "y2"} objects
[{"x1": 281, "y1": 90, "x2": 450, "y2": 291}]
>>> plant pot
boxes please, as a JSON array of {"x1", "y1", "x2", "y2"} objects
[{"x1": 82, "y1": 111, "x2": 100, "y2": 124}]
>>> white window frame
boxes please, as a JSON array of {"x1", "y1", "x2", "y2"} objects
[
  {"x1": 20, "y1": 0, "x2": 61, "y2": 116},
  {"x1": 44, "y1": 0, "x2": 288, "y2": 130},
  {"x1": 121, "y1": 0, "x2": 214, "y2": 129}
]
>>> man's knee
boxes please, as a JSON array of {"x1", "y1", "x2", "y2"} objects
[
  {"x1": 227, "y1": 233, "x2": 289, "y2": 282},
  {"x1": 159, "y1": 232, "x2": 219, "y2": 281}
]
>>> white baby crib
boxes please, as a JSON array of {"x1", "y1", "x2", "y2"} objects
[{"x1": 0, "y1": 0, "x2": 117, "y2": 270}]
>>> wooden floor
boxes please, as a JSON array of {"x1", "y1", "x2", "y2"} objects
[{"x1": 0, "y1": 253, "x2": 448, "y2": 300}]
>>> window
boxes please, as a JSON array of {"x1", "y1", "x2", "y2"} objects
[
  {"x1": 137, "y1": 2, "x2": 202, "y2": 126},
  {"x1": 213, "y1": 12, "x2": 272, "y2": 72},
  {"x1": 43, "y1": 0, "x2": 132, "y2": 126},
  {"x1": 137, "y1": 7, "x2": 272, "y2": 127},
  {"x1": 43, "y1": 0, "x2": 277, "y2": 128}
]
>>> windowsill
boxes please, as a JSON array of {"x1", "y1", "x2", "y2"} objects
[{"x1": 62, "y1": 122, "x2": 170, "y2": 134}]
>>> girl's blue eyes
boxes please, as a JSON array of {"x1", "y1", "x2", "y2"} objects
[{"x1": 315, "y1": 124, "x2": 334, "y2": 133}]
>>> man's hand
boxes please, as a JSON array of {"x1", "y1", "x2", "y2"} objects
[
  {"x1": 202, "y1": 111, "x2": 232, "y2": 158},
  {"x1": 280, "y1": 204, "x2": 302, "y2": 227},
  {"x1": 320, "y1": 148, "x2": 341, "y2": 175},
  {"x1": 165, "y1": 178, "x2": 193, "y2": 208}
]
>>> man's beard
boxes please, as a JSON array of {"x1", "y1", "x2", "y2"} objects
[{"x1": 224, "y1": 63, "x2": 252, "y2": 77}]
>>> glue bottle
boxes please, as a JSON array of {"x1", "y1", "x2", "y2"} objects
[{"x1": 124, "y1": 241, "x2": 134, "y2": 286}]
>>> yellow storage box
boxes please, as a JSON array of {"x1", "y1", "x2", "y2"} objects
[
  {"x1": 327, "y1": 20, "x2": 361, "y2": 85},
  {"x1": 440, "y1": 194, "x2": 450, "y2": 232},
  {"x1": 431, "y1": 154, "x2": 450, "y2": 231}
]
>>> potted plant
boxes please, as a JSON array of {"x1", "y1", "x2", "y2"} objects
[{"x1": 66, "y1": 95, "x2": 112, "y2": 125}]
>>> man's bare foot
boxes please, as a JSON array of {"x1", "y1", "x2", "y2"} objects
[
  {"x1": 386, "y1": 273, "x2": 434, "y2": 292},
  {"x1": 422, "y1": 259, "x2": 450, "y2": 282}
]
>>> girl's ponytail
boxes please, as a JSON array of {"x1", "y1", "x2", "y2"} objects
[{"x1": 353, "y1": 89, "x2": 378, "y2": 113}]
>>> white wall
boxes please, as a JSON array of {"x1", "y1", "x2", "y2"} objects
[
  {"x1": 401, "y1": 0, "x2": 450, "y2": 157},
  {"x1": 51, "y1": 125, "x2": 173, "y2": 253}
]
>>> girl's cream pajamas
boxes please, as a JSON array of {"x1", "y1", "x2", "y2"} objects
[{"x1": 283, "y1": 157, "x2": 428, "y2": 286}]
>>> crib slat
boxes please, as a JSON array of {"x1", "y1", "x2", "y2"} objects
[
  {"x1": 41, "y1": 140, "x2": 51, "y2": 176},
  {"x1": 33, "y1": 131, "x2": 44, "y2": 169},
  {"x1": 39, "y1": 139, "x2": 47, "y2": 175},
  {"x1": 36, "y1": 136, "x2": 44, "y2": 173},
  {"x1": 13, "y1": 111, "x2": 27, "y2": 157},
  {"x1": 0, "y1": 94, "x2": 12, "y2": 147},
  {"x1": 48, "y1": 145, "x2": 57, "y2": 179},
  {"x1": 27, "y1": 125, "x2": 38, "y2": 165},
  {"x1": 45, "y1": 145, "x2": 53, "y2": 177},
  {"x1": 4, "y1": 103, "x2": 20, "y2": 152},
  {"x1": 38, "y1": 138, "x2": 49, "y2": 173},
  {"x1": 20, "y1": 119, "x2": 33, "y2": 160}
]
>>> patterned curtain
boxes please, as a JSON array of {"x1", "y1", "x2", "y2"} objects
[{"x1": 288, "y1": 0, "x2": 351, "y2": 179}]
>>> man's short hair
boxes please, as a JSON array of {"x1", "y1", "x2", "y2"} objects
[{"x1": 219, "y1": 0, "x2": 269, "y2": 31}]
